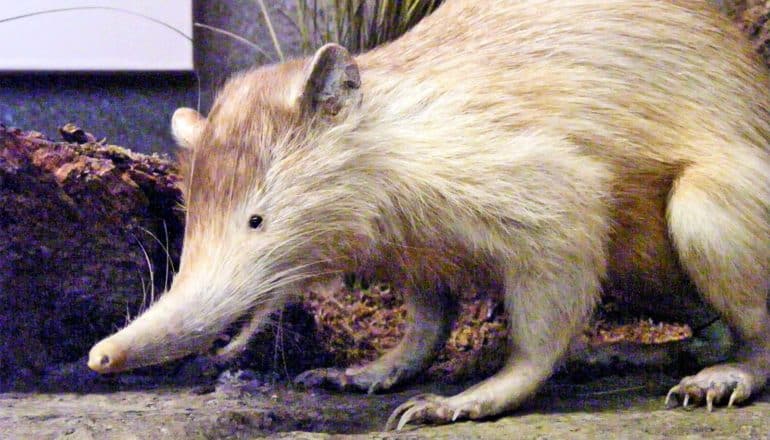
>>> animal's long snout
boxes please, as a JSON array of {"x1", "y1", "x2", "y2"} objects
[
  {"x1": 85, "y1": 285, "x2": 218, "y2": 374},
  {"x1": 86, "y1": 274, "x2": 270, "y2": 374},
  {"x1": 88, "y1": 339, "x2": 128, "y2": 373}
]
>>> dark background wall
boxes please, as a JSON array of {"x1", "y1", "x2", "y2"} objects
[{"x1": 0, "y1": 1, "x2": 303, "y2": 155}]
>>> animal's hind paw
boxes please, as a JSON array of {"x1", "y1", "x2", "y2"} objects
[
  {"x1": 384, "y1": 393, "x2": 483, "y2": 431},
  {"x1": 665, "y1": 364, "x2": 761, "y2": 411}
]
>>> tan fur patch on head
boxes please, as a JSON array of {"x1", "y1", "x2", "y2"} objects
[{"x1": 177, "y1": 60, "x2": 312, "y2": 232}]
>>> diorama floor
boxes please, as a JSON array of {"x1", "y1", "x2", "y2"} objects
[{"x1": 3, "y1": 371, "x2": 769, "y2": 440}]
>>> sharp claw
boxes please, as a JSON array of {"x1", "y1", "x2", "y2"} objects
[
  {"x1": 385, "y1": 409, "x2": 406, "y2": 431},
  {"x1": 727, "y1": 383, "x2": 748, "y2": 408},
  {"x1": 385, "y1": 400, "x2": 417, "y2": 431},
  {"x1": 665, "y1": 385, "x2": 680, "y2": 408},
  {"x1": 727, "y1": 384, "x2": 743, "y2": 408},
  {"x1": 732, "y1": 383, "x2": 749, "y2": 407},
  {"x1": 384, "y1": 415, "x2": 399, "y2": 432},
  {"x1": 706, "y1": 389, "x2": 716, "y2": 412},
  {"x1": 397, "y1": 406, "x2": 421, "y2": 431},
  {"x1": 384, "y1": 415, "x2": 401, "y2": 431},
  {"x1": 683, "y1": 393, "x2": 690, "y2": 408},
  {"x1": 386, "y1": 394, "x2": 470, "y2": 429},
  {"x1": 452, "y1": 408, "x2": 463, "y2": 422},
  {"x1": 367, "y1": 381, "x2": 380, "y2": 395}
]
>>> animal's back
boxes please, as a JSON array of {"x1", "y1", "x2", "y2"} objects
[{"x1": 361, "y1": 0, "x2": 770, "y2": 162}]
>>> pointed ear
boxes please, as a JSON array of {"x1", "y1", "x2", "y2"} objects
[
  {"x1": 171, "y1": 107, "x2": 206, "y2": 149},
  {"x1": 298, "y1": 43, "x2": 362, "y2": 119}
]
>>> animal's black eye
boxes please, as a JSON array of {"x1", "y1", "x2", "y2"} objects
[{"x1": 248, "y1": 215, "x2": 263, "y2": 229}]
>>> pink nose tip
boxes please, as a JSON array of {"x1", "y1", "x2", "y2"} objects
[{"x1": 87, "y1": 339, "x2": 127, "y2": 373}]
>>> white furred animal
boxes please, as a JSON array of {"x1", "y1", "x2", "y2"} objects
[{"x1": 89, "y1": 0, "x2": 770, "y2": 430}]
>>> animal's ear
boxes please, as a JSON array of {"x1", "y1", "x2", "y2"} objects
[
  {"x1": 297, "y1": 43, "x2": 362, "y2": 119},
  {"x1": 171, "y1": 107, "x2": 206, "y2": 149}
]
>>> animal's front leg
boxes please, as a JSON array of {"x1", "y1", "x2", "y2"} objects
[
  {"x1": 297, "y1": 285, "x2": 453, "y2": 394},
  {"x1": 388, "y1": 256, "x2": 603, "y2": 430},
  {"x1": 385, "y1": 358, "x2": 551, "y2": 430}
]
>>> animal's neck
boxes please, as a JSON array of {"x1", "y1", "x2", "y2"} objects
[
  {"x1": 340, "y1": 66, "x2": 578, "y2": 261},
  {"x1": 333, "y1": 68, "x2": 487, "y2": 252}
]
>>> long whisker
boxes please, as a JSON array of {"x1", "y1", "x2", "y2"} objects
[
  {"x1": 137, "y1": 224, "x2": 177, "y2": 292},
  {"x1": 163, "y1": 221, "x2": 175, "y2": 288},
  {"x1": 135, "y1": 238, "x2": 156, "y2": 305},
  {"x1": 275, "y1": 309, "x2": 291, "y2": 379}
]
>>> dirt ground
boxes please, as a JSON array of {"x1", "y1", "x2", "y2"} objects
[{"x1": 3, "y1": 370, "x2": 769, "y2": 440}]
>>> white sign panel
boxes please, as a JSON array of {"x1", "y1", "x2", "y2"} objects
[{"x1": 0, "y1": 1, "x2": 193, "y2": 71}]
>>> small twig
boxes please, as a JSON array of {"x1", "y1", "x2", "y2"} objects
[
  {"x1": 560, "y1": 385, "x2": 648, "y2": 397},
  {"x1": 576, "y1": 385, "x2": 648, "y2": 397}
]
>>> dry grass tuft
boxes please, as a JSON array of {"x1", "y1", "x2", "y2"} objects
[{"x1": 262, "y1": 0, "x2": 443, "y2": 54}]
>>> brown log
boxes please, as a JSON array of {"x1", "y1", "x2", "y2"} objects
[{"x1": 0, "y1": 126, "x2": 184, "y2": 388}]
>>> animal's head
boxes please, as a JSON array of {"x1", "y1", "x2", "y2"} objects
[{"x1": 87, "y1": 44, "x2": 378, "y2": 373}]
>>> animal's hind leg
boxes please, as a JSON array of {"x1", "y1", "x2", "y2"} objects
[
  {"x1": 665, "y1": 159, "x2": 770, "y2": 411},
  {"x1": 295, "y1": 284, "x2": 454, "y2": 394}
]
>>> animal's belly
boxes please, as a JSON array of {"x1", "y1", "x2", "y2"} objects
[{"x1": 603, "y1": 177, "x2": 714, "y2": 326}]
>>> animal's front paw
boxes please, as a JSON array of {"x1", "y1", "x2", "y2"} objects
[
  {"x1": 384, "y1": 393, "x2": 485, "y2": 431},
  {"x1": 295, "y1": 366, "x2": 407, "y2": 394},
  {"x1": 295, "y1": 368, "x2": 354, "y2": 391},
  {"x1": 665, "y1": 364, "x2": 762, "y2": 411}
]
